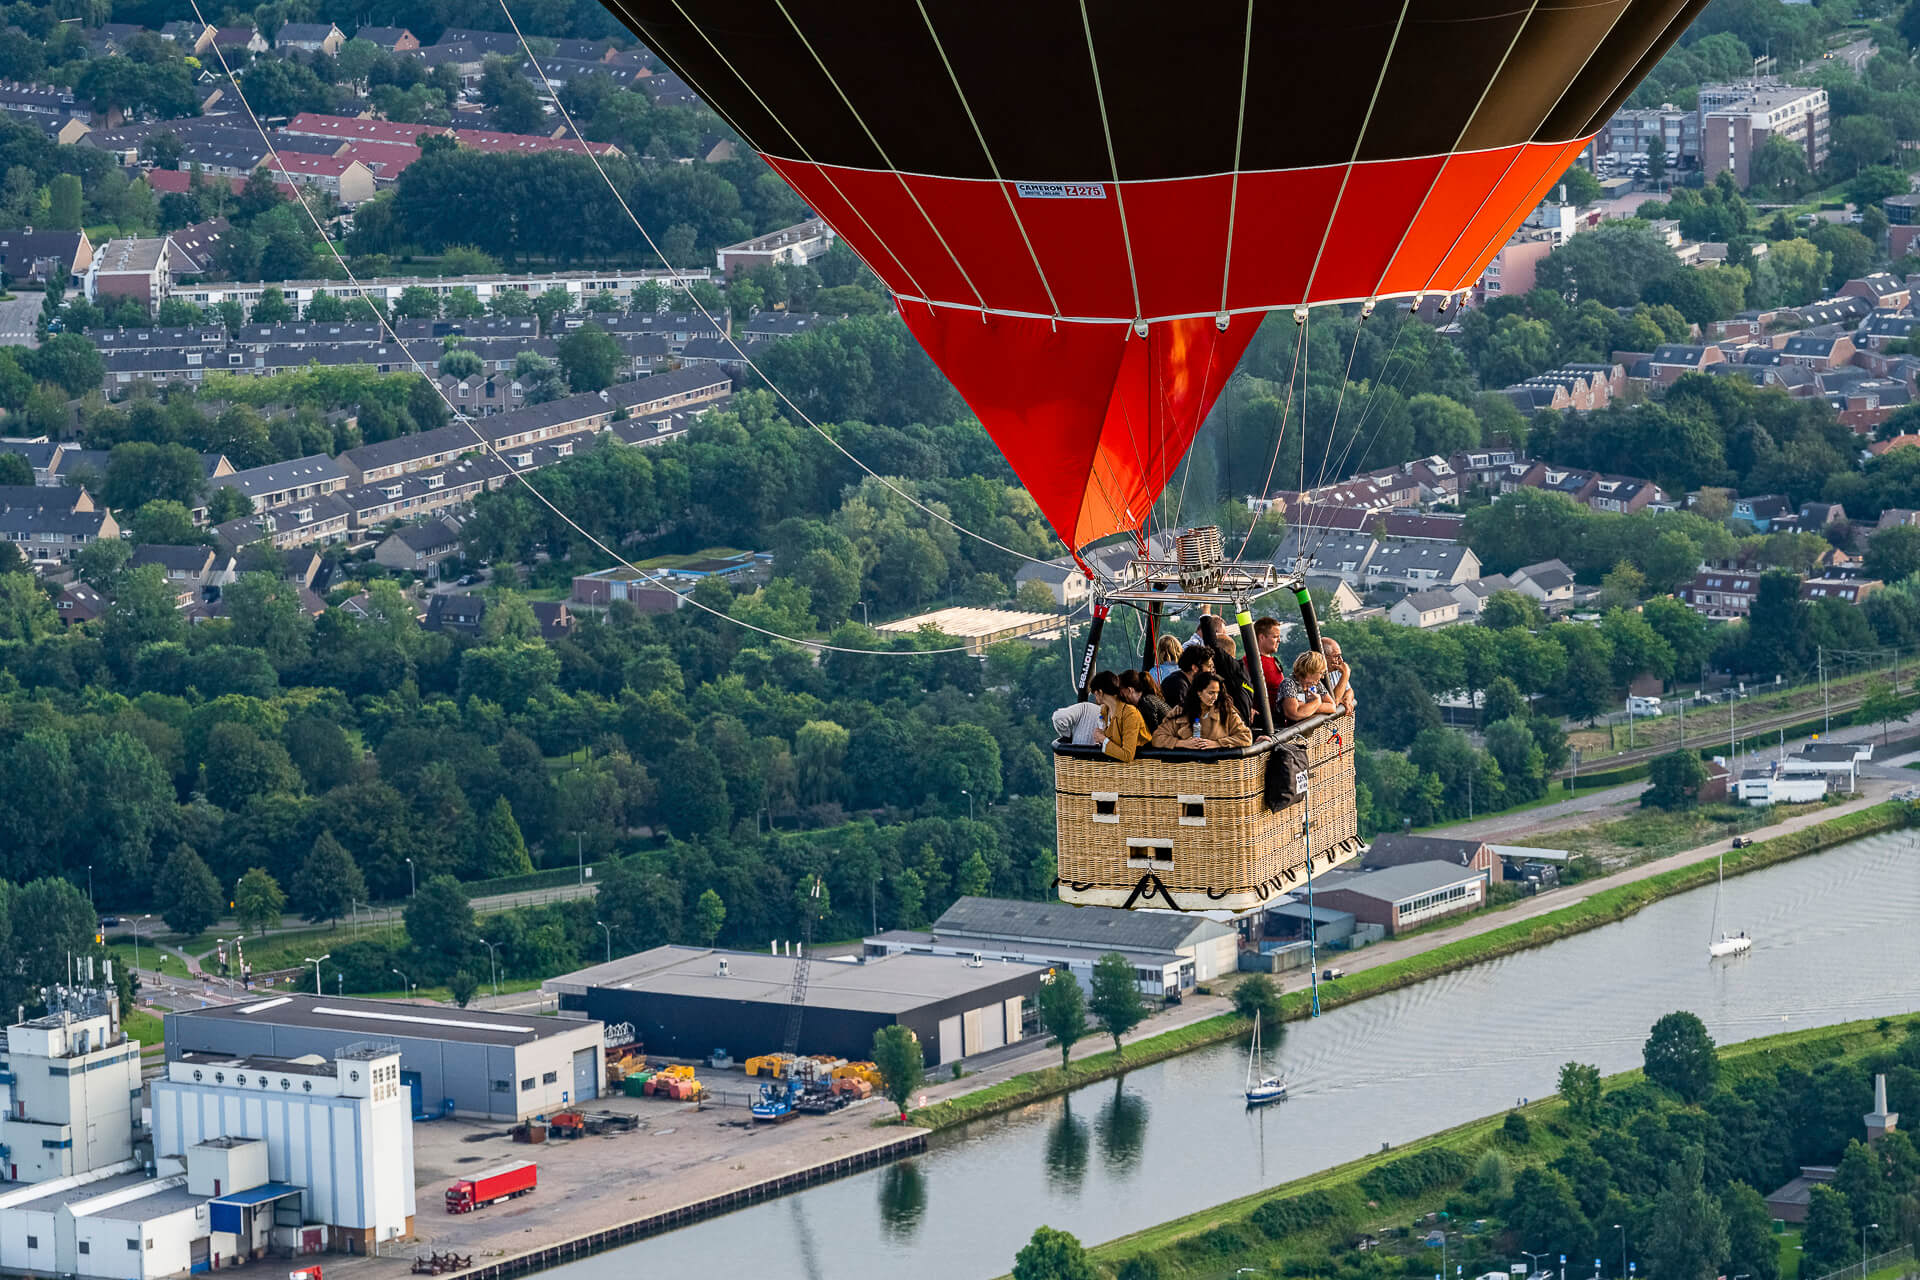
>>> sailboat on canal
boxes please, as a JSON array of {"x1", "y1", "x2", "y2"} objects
[
  {"x1": 1244, "y1": 1011, "x2": 1287, "y2": 1107},
  {"x1": 1708, "y1": 844, "x2": 1752, "y2": 959}
]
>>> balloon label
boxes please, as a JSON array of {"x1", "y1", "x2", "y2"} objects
[{"x1": 1014, "y1": 181, "x2": 1107, "y2": 200}]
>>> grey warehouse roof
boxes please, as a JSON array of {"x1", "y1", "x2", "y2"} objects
[
  {"x1": 176, "y1": 993, "x2": 581, "y2": 1046},
  {"x1": 550, "y1": 944, "x2": 1044, "y2": 1012},
  {"x1": 929, "y1": 895, "x2": 1232, "y2": 952},
  {"x1": 1310, "y1": 860, "x2": 1487, "y2": 904}
]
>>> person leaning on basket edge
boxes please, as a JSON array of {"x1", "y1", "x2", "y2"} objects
[
  {"x1": 1320, "y1": 638, "x2": 1357, "y2": 715},
  {"x1": 1279, "y1": 650, "x2": 1339, "y2": 724}
]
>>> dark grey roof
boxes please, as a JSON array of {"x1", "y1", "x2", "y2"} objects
[
  {"x1": 1400, "y1": 587, "x2": 1459, "y2": 610},
  {"x1": 170, "y1": 992, "x2": 579, "y2": 1046},
  {"x1": 1310, "y1": 861, "x2": 1487, "y2": 904},
  {"x1": 1364, "y1": 833, "x2": 1487, "y2": 869},
  {"x1": 349, "y1": 26, "x2": 414, "y2": 46},
  {"x1": 558, "y1": 944, "x2": 1040, "y2": 1011},
  {"x1": 276, "y1": 22, "x2": 340, "y2": 42},
  {"x1": 129, "y1": 544, "x2": 215, "y2": 572},
  {"x1": 390, "y1": 520, "x2": 461, "y2": 551},
  {"x1": 1650, "y1": 344, "x2": 1707, "y2": 364},
  {"x1": 1368, "y1": 541, "x2": 1474, "y2": 575},
  {"x1": 222, "y1": 454, "x2": 347, "y2": 497},
  {"x1": 929, "y1": 895, "x2": 1231, "y2": 951}
]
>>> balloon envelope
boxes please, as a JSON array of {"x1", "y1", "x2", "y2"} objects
[{"x1": 602, "y1": 0, "x2": 1708, "y2": 548}]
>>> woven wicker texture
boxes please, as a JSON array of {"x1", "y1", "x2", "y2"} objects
[{"x1": 1055, "y1": 715, "x2": 1358, "y2": 905}]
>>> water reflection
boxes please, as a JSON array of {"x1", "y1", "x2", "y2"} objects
[
  {"x1": 545, "y1": 834, "x2": 1920, "y2": 1280},
  {"x1": 1044, "y1": 1099, "x2": 1090, "y2": 1192},
  {"x1": 876, "y1": 1160, "x2": 926, "y2": 1242},
  {"x1": 1096, "y1": 1080, "x2": 1149, "y2": 1178}
]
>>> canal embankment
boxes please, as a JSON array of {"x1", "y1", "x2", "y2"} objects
[{"x1": 909, "y1": 794, "x2": 1914, "y2": 1132}]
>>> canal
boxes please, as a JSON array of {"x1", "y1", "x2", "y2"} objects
[{"x1": 553, "y1": 831, "x2": 1920, "y2": 1279}]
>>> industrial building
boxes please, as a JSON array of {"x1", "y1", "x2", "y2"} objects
[
  {"x1": 548, "y1": 946, "x2": 1046, "y2": 1067},
  {"x1": 151, "y1": 1045, "x2": 414, "y2": 1252},
  {"x1": 162, "y1": 993, "x2": 606, "y2": 1119},
  {"x1": 1304, "y1": 862, "x2": 1490, "y2": 936},
  {"x1": 0, "y1": 993, "x2": 142, "y2": 1184},
  {"x1": 864, "y1": 895, "x2": 1239, "y2": 998}
]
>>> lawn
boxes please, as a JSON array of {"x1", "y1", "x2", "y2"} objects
[{"x1": 123, "y1": 1008, "x2": 164, "y2": 1050}]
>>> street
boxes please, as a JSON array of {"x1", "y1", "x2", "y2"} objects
[{"x1": 0, "y1": 292, "x2": 41, "y2": 346}]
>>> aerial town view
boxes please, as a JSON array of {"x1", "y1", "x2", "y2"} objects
[{"x1": 8, "y1": 0, "x2": 1920, "y2": 1278}]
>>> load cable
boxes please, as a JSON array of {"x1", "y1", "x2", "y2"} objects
[
  {"x1": 187, "y1": 0, "x2": 1012, "y2": 657},
  {"x1": 503, "y1": 0, "x2": 1065, "y2": 574}
]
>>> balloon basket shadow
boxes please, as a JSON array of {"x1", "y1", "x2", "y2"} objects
[{"x1": 1053, "y1": 713, "x2": 1362, "y2": 913}]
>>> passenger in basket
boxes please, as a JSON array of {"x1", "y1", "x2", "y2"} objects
[
  {"x1": 1320, "y1": 638, "x2": 1357, "y2": 714},
  {"x1": 1117, "y1": 669, "x2": 1173, "y2": 733},
  {"x1": 1279, "y1": 650, "x2": 1339, "y2": 724},
  {"x1": 1158, "y1": 643, "x2": 1213, "y2": 710},
  {"x1": 1196, "y1": 614, "x2": 1257, "y2": 722},
  {"x1": 1151, "y1": 671, "x2": 1254, "y2": 751},
  {"x1": 1089, "y1": 670, "x2": 1151, "y2": 763},
  {"x1": 1051, "y1": 698, "x2": 1104, "y2": 746},
  {"x1": 1252, "y1": 616, "x2": 1287, "y2": 723},
  {"x1": 1148, "y1": 634, "x2": 1183, "y2": 687}
]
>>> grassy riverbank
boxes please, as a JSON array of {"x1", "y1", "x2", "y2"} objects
[
  {"x1": 1081, "y1": 1013, "x2": 1916, "y2": 1278},
  {"x1": 910, "y1": 799, "x2": 1914, "y2": 1133}
]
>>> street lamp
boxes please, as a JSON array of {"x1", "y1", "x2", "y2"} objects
[
  {"x1": 595, "y1": 921, "x2": 612, "y2": 964},
  {"x1": 1522, "y1": 1251, "x2": 1551, "y2": 1278},
  {"x1": 1862, "y1": 1224, "x2": 1878, "y2": 1279},
  {"x1": 478, "y1": 938, "x2": 503, "y2": 998},
  {"x1": 131, "y1": 915, "x2": 152, "y2": 975},
  {"x1": 390, "y1": 967, "x2": 413, "y2": 999},
  {"x1": 960, "y1": 788, "x2": 973, "y2": 821},
  {"x1": 405, "y1": 857, "x2": 416, "y2": 897},
  {"x1": 303, "y1": 954, "x2": 330, "y2": 995},
  {"x1": 1614, "y1": 1225, "x2": 1627, "y2": 1280},
  {"x1": 87, "y1": 863, "x2": 93, "y2": 905}
]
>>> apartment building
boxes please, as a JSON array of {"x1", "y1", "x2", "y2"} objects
[{"x1": 1698, "y1": 81, "x2": 1829, "y2": 187}]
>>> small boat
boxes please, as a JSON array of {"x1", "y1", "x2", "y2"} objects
[
  {"x1": 1244, "y1": 1010, "x2": 1287, "y2": 1107},
  {"x1": 1707, "y1": 845, "x2": 1752, "y2": 959}
]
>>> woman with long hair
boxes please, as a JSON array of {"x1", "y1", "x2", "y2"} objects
[{"x1": 1150, "y1": 670, "x2": 1253, "y2": 750}]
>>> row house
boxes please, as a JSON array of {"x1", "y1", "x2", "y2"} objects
[
  {"x1": 1448, "y1": 573, "x2": 1517, "y2": 618},
  {"x1": 1351, "y1": 455, "x2": 1461, "y2": 505},
  {"x1": 1502, "y1": 362, "x2": 1624, "y2": 415},
  {"x1": 213, "y1": 492, "x2": 352, "y2": 551},
  {"x1": 1732, "y1": 494, "x2": 1794, "y2": 531},
  {"x1": 1449, "y1": 448, "x2": 1523, "y2": 496},
  {"x1": 1497, "y1": 461, "x2": 1668, "y2": 514},
  {"x1": 1270, "y1": 531, "x2": 1379, "y2": 587},
  {"x1": 0, "y1": 441, "x2": 69, "y2": 485},
  {"x1": 1365, "y1": 541, "x2": 1482, "y2": 592},
  {"x1": 340, "y1": 456, "x2": 498, "y2": 528},
  {"x1": 373, "y1": 518, "x2": 462, "y2": 571},
  {"x1": 1825, "y1": 378, "x2": 1910, "y2": 434},
  {"x1": 1801, "y1": 575, "x2": 1880, "y2": 606},
  {"x1": 128, "y1": 544, "x2": 238, "y2": 606},
  {"x1": 0, "y1": 228, "x2": 92, "y2": 289},
  {"x1": 261, "y1": 154, "x2": 377, "y2": 206},
  {"x1": 0, "y1": 488, "x2": 118, "y2": 563},
  {"x1": 348, "y1": 27, "x2": 420, "y2": 51},
  {"x1": 217, "y1": 454, "x2": 349, "y2": 511},
  {"x1": 169, "y1": 265, "x2": 710, "y2": 312},
  {"x1": 1510, "y1": 559, "x2": 1575, "y2": 603},
  {"x1": 1387, "y1": 588, "x2": 1462, "y2": 629},
  {"x1": 1858, "y1": 314, "x2": 1919, "y2": 351},
  {"x1": 1680, "y1": 569, "x2": 1762, "y2": 618},
  {"x1": 276, "y1": 22, "x2": 344, "y2": 53},
  {"x1": 1838, "y1": 273, "x2": 1909, "y2": 311},
  {"x1": 1643, "y1": 344, "x2": 1725, "y2": 384},
  {"x1": 339, "y1": 369, "x2": 731, "y2": 484},
  {"x1": 1779, "y1": 331, "x2": 1854, "y2": 371}
]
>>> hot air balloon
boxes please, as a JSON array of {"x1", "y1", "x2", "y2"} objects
[{"x1": 596, "y1": 0, "x2": 1705, "y2": 909}]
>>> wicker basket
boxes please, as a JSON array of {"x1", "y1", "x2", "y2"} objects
[{"x1": 1053, "y1": 713, "x2": 1363, "y2": 912}]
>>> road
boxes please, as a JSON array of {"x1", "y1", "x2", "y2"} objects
[
  {"x1": 1806, "y1": 35, "x2": 1875, "y2": 73},
  {"x1": 0, "y1": 293, "x2": 41, "y2": 346}
]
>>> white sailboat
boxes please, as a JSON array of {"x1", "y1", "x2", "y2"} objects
[
  {"x1": 1244, "y1": 1010, "x2": 1287, "y2": 1106},
  {"x1": 1708, "y1": 844, "x2": 1752, "y2": 959}
]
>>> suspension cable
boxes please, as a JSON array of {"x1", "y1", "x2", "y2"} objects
[
  {"x1": 187, "y1": 0, "x2": 1003, "y2": 658},
  {"x1": 500, "y1": 0, "x2": 1061, "y2": 572}
]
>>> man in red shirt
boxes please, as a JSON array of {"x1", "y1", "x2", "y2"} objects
[{"x1": 1252, "y1": 616, "x2": 1286, "y2": 726}]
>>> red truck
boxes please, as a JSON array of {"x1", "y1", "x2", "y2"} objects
[{"x1": 445, "y1": 1161, "x2": 537, "y2": 1213}]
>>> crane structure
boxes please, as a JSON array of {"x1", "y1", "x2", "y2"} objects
[{"x1": 752, "y1": 876, "x2": 823, "y2": 1122}]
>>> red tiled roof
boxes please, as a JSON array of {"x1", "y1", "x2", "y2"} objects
[
  {"x1": 281, "y1": 112, "x2": 619, "y2": 158},
  {"x1": 264, "y1": 152, "x2": 363, "y2": 179},
  {"x1": 338, "y1": 141, "x2": 420, "y2": 178},
  {"x1": 143, "y1": 169, "x2": 275, "y2": 199}
]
